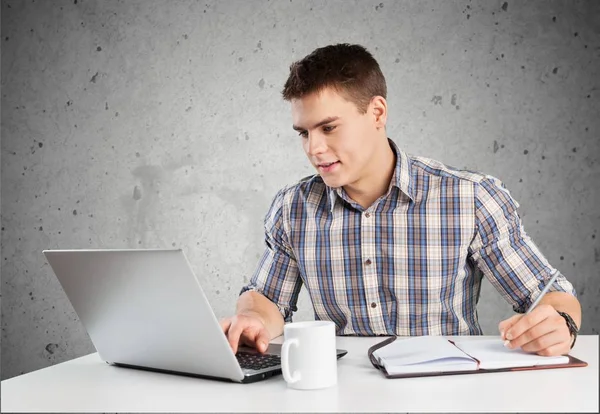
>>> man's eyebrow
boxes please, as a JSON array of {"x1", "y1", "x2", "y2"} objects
[{"x1": 292, "y1": 116, "x2": 340, "y2": 131}]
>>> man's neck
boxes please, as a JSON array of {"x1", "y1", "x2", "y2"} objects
[{"x1": 343, "y1": 139, "x2": 396, "y2": 210}]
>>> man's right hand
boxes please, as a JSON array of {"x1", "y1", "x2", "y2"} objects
[{"x1": 219, "y1": 313, "x2": 271, "y2": 354}]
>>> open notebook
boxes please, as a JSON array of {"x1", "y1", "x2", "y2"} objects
[{"x1": 368, "y1": 336, "x2": 587, "y2": 379}]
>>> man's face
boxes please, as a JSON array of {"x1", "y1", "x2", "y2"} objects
[{"x1": 291, "y1": 88, "x2": 379, "y2": 189}]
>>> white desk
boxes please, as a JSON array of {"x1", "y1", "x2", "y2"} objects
[{"x1": 2, "y1": 335, "x2": 598, "y2": 413}]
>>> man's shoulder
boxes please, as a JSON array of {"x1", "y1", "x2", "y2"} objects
[
  {"x1": 408, "y1": 154, "x2": 488, "y2": 184},
  {"x1": 284, "y1": 174, "x2": 326, "y2": 193},
  {"x1": 297, "y1": 173, "x2": 321, "y2": 185},
  {"x1": 407, "y1": 154, "x2": 513, "y2": 201},
  {"x1": 273, "y1": 174, "x2": 327, "y2": 203}
]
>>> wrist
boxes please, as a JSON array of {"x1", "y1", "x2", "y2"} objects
[{"x1": 557, "y1": 310, "x2": 579, "y2": 349}]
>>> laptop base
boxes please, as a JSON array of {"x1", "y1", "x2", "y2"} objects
[{"x1": 108, "y1": 361, "x2": 280, "y2": 384}]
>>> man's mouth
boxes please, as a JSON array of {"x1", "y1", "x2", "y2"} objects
[{"x1": 317, "y1": 161, "x2": 340, "y2": 172}]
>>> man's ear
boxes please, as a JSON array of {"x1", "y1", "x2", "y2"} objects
[{"x1": 371, "y1": 96, "x2": 387, "y2": 129}]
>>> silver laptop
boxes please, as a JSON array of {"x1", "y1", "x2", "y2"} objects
[{"x1": 43, "y1": 249, "x2": 347, "y2": 383}]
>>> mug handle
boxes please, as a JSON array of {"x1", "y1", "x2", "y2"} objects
[{"x1": 281, "y1": 337, "x2": 301, "y2": 384}]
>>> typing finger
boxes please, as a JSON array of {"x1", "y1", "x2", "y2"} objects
[
  {"x1": 219, "y1": 318, "x2": 232, "y2": 335},
  {"x1": 249, "y1": 328, "x2": 271, "y2": 353},
  {"x1": 226, "y1": 319, "x2": 244, "y2": 354}
]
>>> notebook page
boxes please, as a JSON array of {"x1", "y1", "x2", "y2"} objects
[
  {"x1": 373, "y1": 336, "x2": 478, "y2": 374},
  {"x1": 452, "y1": 338, "x2": 570, "y2": 370}
]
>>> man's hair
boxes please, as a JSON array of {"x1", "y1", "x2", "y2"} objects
[{"x1": 282, "y1": 43, "x2": 387, "y2": 114}]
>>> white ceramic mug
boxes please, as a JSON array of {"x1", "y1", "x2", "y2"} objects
[{"x1": 280, "y1": 320, "x2": 337, "y2": 390}]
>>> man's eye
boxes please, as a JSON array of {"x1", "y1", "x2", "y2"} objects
[
  {"x1": 323, "y1": 125, "x2": 336, "y2": 133},
  {"x1": 298, "y1": 131, "x2": 308, "y2": 138}
]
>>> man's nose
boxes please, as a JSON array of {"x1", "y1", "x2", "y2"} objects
[{"x1": 306, "y1": 132, "x2": 327, "y2": 156}]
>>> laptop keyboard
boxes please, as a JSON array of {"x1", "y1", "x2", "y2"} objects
[{"x1": 236, "y1": 352, "x2": 281, "y2": 371}]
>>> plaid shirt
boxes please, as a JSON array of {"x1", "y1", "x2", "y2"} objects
[{"x1": 241, "y1": 139, "x2": 576, "y2": 336}]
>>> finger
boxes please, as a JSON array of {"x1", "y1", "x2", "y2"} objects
[
  {"x1": 238, "y1": 323, "x2": 270, "y2": 353},
  {"x1": 517, "y1": 315, "x2": 570, "y2": 353},
  {"x1": 226, "y1": 320, "x2": 244, "y2": 354},
  {"x1": 520, "y1": 328, "x2": 566, "y2": 355},
  {"x1": 506, "y1": 316, "x2": 554, "y2": 349},
  {"x1": 219, "y1": 318, "x2": 232, "y2": 334},
  {"x1": 505, "y1": 305, "x2": 554, "y2": 342},
  {"x1": 512, "y1": 316, "x2": 561, "y2": 350},
  {"x1": 239, "y1": 330, "x2": 260, "y2": 351},
  {"x1": 498, "y1": 314, "x2": 522, "y2": 339},
  {"x1": 251, "y1": 328, "x2": 271, "y2": 353},
  {"x1": 507, "y1": 310, "x2": 568, "y2": 351},
  {"x1": 534, "y1": 340, "x2": 571, "y2": 357}
]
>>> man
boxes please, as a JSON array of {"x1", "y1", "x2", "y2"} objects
[{"x1": 220, "y1": 44, "x2": 581, "y2": 357}]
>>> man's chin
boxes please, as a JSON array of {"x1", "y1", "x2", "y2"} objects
[{"x1": 319, "y1": 175, "x2": 346, "y2": 188}]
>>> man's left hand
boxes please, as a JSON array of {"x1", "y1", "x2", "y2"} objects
[{"x1": 498, "y1": 304, "x2": 572, "y2": 356}]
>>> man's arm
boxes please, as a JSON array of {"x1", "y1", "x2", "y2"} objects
[
  {"x1": 469, "y1": 177, "x2": 581, "y2": 356},
  {"x1": 221, "y1": 187, "x2": 302, "y2": 354}
]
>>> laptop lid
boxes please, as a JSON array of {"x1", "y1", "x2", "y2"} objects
[{"x1": 43, "y1": 249, "x2": 248, "y2": 382}]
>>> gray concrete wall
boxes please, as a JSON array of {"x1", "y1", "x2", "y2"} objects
[{"x1": 1, "y1": 0, "x2": 598, "y2": 380}]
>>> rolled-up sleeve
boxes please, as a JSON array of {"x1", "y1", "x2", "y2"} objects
[
  {"x1": 240, "y1": 187, "x2": 303, "y2": 322},
  {"x1": 468, "y1": 177, "x2": 576, "y2": 313}
]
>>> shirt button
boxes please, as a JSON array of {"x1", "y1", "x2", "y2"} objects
[
  {"x1": 365, "y1": 259, "x2": 372, "y2": 265},
  {"x1": 365, "y1": 212, "x2": 371, "y2": 218},
  {"x1": 371, "y1": 302, "x2": 377, "y2": 308}
]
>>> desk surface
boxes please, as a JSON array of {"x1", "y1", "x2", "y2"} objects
[{"x1": 2, "y1": 335, "x2": 598, "y2": 413}]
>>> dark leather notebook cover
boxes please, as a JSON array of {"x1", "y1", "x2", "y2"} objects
[{"x1": 367, "y1": 336, "x2": 588, "y2": 379}]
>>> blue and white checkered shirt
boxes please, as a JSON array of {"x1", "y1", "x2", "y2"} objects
[{"x1": 241, "y1": 139, "x2": 576, "y2": 336}]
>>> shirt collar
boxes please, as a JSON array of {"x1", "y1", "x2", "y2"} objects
[{"x1": 326, "y1": 138, "x2": 414, "y2": 212}]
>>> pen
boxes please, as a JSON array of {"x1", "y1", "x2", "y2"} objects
[
  {"x1": 525, "y1": 271, "x2": 560, "y2": 315},
  {"x1": 503, "y1": 271, "x2": 560, "y2": 347}
]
